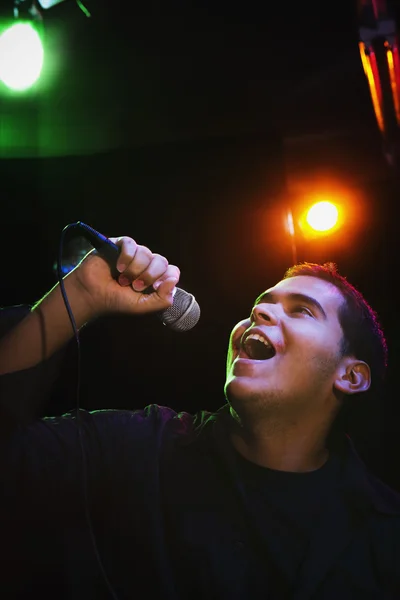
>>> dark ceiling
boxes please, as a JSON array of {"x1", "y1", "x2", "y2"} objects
[{"x1": 0, "y1": 0, "x2": 387, "y2": 171}]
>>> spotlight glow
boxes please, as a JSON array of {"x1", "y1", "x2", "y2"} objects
[
  {"x1": 306, "y1": 201, "x2": 339, "y2": 232},
  {"x1": 0, "y1": 23, "x2": 44, "y2": 91}
]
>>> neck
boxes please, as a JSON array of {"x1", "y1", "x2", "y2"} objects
[{"x1": 229, "y1": 408, "x2": 332, "y2": 472}]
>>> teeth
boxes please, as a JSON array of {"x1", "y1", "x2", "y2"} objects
[
  {"x1": 245, "y1": 333, "x2": 271, "y2": 347},
  {"x1": 242, "y1": 332, "x2": 275, "y2": 360}
]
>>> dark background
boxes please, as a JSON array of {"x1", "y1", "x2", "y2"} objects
[{"x1": 1, "y1": 0, "x2": 400, "y2": 487}]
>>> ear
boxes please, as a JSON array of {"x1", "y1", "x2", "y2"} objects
[{"x1": 333, "y1": 357, "x2": 371, "y2": 396}]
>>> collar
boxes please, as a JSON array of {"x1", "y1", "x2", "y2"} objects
[{"x1": 205, "y1": 404, "x2": 400, "y2": 517}]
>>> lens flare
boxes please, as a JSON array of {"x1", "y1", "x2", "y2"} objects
[
  {"x1": 306, "y1": 201, "x2": 339, "y2": 232},
  {"x1": 0, "y1": 23, "x2": 44, "y2": 91}
]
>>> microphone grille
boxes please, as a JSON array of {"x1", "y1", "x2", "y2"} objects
[{"x1": 160, "y1": 288, "x2": 200, "y2": 332}]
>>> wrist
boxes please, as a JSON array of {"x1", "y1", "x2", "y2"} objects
[{"x1": 65, "y1": 267, "x2": 104, "y2": 322}]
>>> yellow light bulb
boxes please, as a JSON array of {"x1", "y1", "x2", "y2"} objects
[{"x1": 306, "y1": 201, "x2": 339, "y2": 232}]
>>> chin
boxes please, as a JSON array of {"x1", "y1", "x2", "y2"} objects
[
  {"x1": 225, "y1": 377, "x2": 283, "y2": 420},
  {"x1": 225, "y1": 376, "x2": 245, "y2": 399},
  {"x1": 224, "y1": 376, "x2": 261, "y2": 406}
]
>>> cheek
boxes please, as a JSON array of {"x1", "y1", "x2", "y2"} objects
[
  {"x1": 288, "y1": 332, "x2": 341, "y2": 376},
  {"x1": 289, "y1": 322, "x2": 327, "y2": 348}
]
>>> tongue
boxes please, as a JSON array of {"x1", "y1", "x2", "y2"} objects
[{"x1": 245, "y1": 339, "x2": 275, "y2": 360}]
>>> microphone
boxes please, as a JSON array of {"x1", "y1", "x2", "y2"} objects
[{"x1": 71, "y1": 221, "x2": 200, "y2": 332}]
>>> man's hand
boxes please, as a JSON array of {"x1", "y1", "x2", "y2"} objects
[
  {"x1": 0, "y1": 236, "x2": 180, "y2": 375},
  {"x1": 72, "y1": 236, "x2": 180, "y2": 318}
]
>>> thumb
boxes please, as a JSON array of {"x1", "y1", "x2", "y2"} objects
[{"x1": 153, "y1": 277, "x2": 178, "y2": 304}]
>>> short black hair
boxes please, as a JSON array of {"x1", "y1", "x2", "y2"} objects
[{"x1": 283, "y1": 262, "x2": 388, "y2": 401}]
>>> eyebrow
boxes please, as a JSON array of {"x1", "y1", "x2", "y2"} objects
[{"x1": 254, "y1": 291, "x2": 328, "y2": 320}]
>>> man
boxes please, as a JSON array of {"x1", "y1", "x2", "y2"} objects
[{"x1": 0, "y1": 235, "x2": 399, "y2": 600}]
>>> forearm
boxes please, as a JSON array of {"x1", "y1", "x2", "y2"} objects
[{"x1": 0, "y1": 271, "x2": 96, "y2": 375}]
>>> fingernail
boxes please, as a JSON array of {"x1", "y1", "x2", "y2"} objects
[
  {"x1": 132, "y1": 279, "x2": 145, "y2": 291},
  {"x1": 117, "y1": 263, "x2": 126, "y2": 273},
  {"x1": 153, "y1": 280, "x2": 161, "y2": 290},
  {"x1": 118, "y1": 275, "x2": 130, "y2": 286}
]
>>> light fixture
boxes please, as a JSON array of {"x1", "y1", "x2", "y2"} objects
[
  {"x1": 0, "y1": 1, "x2": 44, "y2": 91},
  {"x1": 0, "y1": 22, "x2": 44, "y2": 91},
  {"x1": 0, "y1": 0, "x2": 90, "y2": 92},
  {"x1": 37, "y1": 0, "x2": 68, "y2": 8},
  {"x1": 306, "y1": 201, "x2": 339, "y2": 233}
]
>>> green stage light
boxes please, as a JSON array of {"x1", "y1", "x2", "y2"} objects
[{"x1": 0, "y1": 22, "x2": 44, "y2": 91}]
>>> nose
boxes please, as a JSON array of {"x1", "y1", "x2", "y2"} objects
[{"x1": 251, "y1": 303, "x2": 279, "y2": 325}]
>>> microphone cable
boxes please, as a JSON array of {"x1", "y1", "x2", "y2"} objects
[{"x1": 57, "y1": 222, "x2": 120, "y2": 600}]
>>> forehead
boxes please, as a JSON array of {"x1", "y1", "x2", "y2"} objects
[{"x1": 263, "y1": 276, "x2": 344, "y2": 315}]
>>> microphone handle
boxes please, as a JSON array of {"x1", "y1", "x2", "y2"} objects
[
  {"x1": 76, "y1": 221, "x2": 121, "y2": 278},
  {"x1": 67, "y1": 221, "x2": 200, "y2": 332}
]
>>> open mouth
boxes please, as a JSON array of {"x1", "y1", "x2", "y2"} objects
[{"x1": 242, "y1": 333, "x2": 276, "y2": 360}]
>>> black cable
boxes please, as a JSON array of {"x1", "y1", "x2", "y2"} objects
[{"x1": 57, "y1": 223, "x2": 120, "y2": 600}]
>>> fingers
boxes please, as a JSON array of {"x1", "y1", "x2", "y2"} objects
[
  {"x1": 109, "y1": 237, "x2": 138, "y2": 272},
  {"x1": 120, "y1": 246, "x2": 154, "y2": 290},
  {"x1": 108, "y1": 236, "x2": 180, "y2": 295},
  {"x1": 152, "y1": 265, "x2": 180, "y2": 302}
]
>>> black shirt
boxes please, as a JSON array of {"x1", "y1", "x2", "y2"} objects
[
  {"x1": 234, "y1": 450, "x2": 342, "y2": 597},
  {"x1": 0, "y1": 379, "x2": 400, "y2": 599}
]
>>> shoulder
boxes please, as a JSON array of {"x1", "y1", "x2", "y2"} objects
[
  {"x1": 86, "y1": 403, "x2": 196, "y2": 432},
  {"x1": 364, "y1": 474, "x2": 400, "y2": 587},
  {"x1": 10, "y1": 404, "x2": 219, "y2": 465},
  {"x1": 343, "y1": 435, "x2": 400, "y2": 517},
  {"x1": 50, "y1": 404, "x2": 203, "y2": 446},
  {"x1": 366, "y1": 471, "x2": 400, "y2": 516}
]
